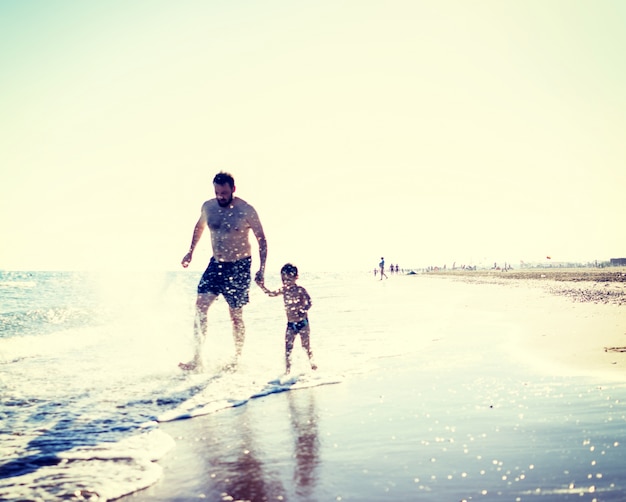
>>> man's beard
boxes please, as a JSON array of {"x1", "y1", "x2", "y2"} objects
[{"x1": 217, "y1": 196, "x2": 233, "y2": 207}]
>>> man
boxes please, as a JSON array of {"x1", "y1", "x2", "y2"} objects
[
  {"x1": 379, "y1": 257, "x2": 388, "y2": 280},
  {"x1": 179, "y1": 172, "x2": 267, "y2": 371}
]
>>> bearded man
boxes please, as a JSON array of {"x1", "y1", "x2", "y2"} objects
[{"x1": 179, "y1": 172, "x2": 267, "y2": 371}]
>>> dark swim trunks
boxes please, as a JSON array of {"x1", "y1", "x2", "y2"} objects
[
  {"x1": 197, "y1": 256, "x2": 252, "y2": 309},
  {"x1": 286, "y1": 318, "x2": 309, "y2": 333}
]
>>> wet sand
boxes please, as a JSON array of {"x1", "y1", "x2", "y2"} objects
[
  {"x1": 427, "y1": 267, "x2": 626, "y2": 380},
  {"x1": 121, "y1": 270, "x2": 626, "y2": 501}
]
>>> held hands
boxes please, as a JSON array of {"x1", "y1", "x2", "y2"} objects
[
  {"x1": 254, "y1": 270, "x2": 264, "y2": 286},
  {"x1": 255, "y1": 273, "x2": 277, "y2": 297}
]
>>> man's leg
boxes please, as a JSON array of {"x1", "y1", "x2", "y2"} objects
[
  {"x1": 228, "y1": 306, "x2": 245, "y2": 358},
  {"x1": 180, "y1": 292, "x2": 216, "y2": 371},
  {"x1": 224, "y1": 256, "x2": 251, "y2": 360}
]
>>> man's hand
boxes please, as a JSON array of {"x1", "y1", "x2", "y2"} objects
[{"x1": 181, "y1": 252, "x2": 193, "y2": 268}]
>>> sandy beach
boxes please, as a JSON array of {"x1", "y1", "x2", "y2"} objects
[
  {"x1": 121, "y1": 269, "x2": 626, "y2": 501},
  {"x1": 427, "y1": 267, "x2": 626, "y2": 381}
]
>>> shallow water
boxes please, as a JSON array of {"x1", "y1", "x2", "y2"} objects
[
  {"x1": 128, "y1": 360, "x2": 626, "y2": 501},
  {"x1": 1, "y1": 270, "x2": 625, "y2": 501}
]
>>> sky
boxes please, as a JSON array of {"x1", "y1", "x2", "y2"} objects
[{"x1": 1, "y1": 0, "x2": 625, "y2": 273}]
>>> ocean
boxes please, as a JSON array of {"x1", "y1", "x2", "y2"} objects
[{"x1": 1, "y1": 270, "x2": 625, "y2": 501}]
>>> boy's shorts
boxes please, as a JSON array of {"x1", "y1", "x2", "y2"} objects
[{"x1": 197, "y1": 256, "x2": 252, "y2": 309}]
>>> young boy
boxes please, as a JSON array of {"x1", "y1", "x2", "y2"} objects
[{"x1": 256, "y1": 263, "x2": 317, "y2": 374}]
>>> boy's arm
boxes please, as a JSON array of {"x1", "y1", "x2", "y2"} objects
[
  {"x1": 265, "y1": 287, "x2": 282, "y2": 297},
  {"x1": 300, "y1": 287, "x2": 312, "y2": 310},
  {"x1": 255, "y1": 280, "x2": 282, "y2": 297}
]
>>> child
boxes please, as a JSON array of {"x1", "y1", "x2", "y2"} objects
[{"x1": 256, "y1": 263, "x2": 317, "y2": 374}]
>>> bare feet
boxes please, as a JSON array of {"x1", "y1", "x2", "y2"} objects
[
  {"x1": 222, "y1": 359, "x2": 238, "y2": 373},
  {"x1": 178, "y1": 361, "x2": 200, "y2": 372}
]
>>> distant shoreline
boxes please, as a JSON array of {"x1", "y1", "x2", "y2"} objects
[
  {"x1": 425, "y1": 266, "x2": 626, "y2": 282},
  {"x1": 424, "y1": 267, "x2": 626, "y2": 306}
]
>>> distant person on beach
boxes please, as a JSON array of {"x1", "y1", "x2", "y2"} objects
[
  {"x1": 256, "y1": 263, "x2": 317, "y2": 374},
  {"x1": 179, "y1": 171, "x2": 267, "y2": 371},
  {"x1": 379, "y1": 257, "x2": 388, "y2": 280}
]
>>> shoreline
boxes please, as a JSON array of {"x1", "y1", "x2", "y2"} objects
[
  {"x1": 424, "y1": 266, "x2": 626, "y2": 282},
  {"x1": 422, "y1": 268, "x2": 626, "y2": 380},
  {"x1": 423, "y1": 267, "x2": 626, "y2": 306}
]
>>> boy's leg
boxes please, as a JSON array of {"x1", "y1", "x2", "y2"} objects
[
  {"x1": 285, "y1": 327, "x2": 296, "y2": 374},
  {"x1": 299, "y1": 326, "x2": 317, "y2": 370}
]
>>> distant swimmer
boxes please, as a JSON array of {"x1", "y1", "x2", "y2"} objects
[
  {"x1": 179, "y1": 172, "x2": 267, "y2": 372},
  {"x1": 379, "y1": 257, "x2": 388, "y2": 280},
  {"x1": 256, "y1": 263, "x2": 317, "y2": 375}
]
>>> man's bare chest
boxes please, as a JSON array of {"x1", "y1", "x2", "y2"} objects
[{"x1": 207, "y1": 208, "x2": 247, "y2": 233}]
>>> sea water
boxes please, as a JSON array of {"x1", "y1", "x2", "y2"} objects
[
  {"x1": 1, "y1": 270, "x2": 625, "y2": 501},
  {"x1": 0, "y1": 269, "x2": 361, "y2": 500}
]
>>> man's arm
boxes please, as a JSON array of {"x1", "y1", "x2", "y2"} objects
[
  {"x1": 247, "y1": 206, "x2": 267, "y2": 281},
  {"x1": 181, "y1": 208, "x2": 208, "y2": 268},
  {"x1": 256, "y1": 233, "x2": 267, "y2": 282}
]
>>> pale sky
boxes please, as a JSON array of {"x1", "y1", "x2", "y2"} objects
[{"x1": 1, "y1": 1, "x2": 625, "y2": 273}]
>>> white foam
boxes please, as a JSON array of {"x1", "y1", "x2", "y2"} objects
[{"x1": 0, "y1": 429, "x2": 174, "y2": 502}]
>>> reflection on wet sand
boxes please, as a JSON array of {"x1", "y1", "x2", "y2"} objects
[
  {"x1": 208, "y1": 389, "x2": 322, "y2": 501},
  {"x1": 288, "y1": 390, "x2": 320, "y2": 498},
  {"x1": 143, "y1": 387, "x2": 324, "y2": 501},
  {"x1": 207, "y1": 409, "x2": 285, "y2": 501}
]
